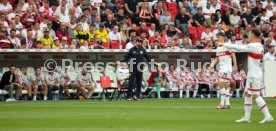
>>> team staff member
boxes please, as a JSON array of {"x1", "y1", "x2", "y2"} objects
[{"x1": 120, "y1": 38, "x2": 155, "y2": 101}]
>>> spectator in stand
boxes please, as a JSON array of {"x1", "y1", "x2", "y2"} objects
[
  {"x1": 179, "y1": 37, "x2": 194, "y2": 49},
  {"x1": 109, "y1": 25, "x2": 121, "y2": 48},
  {"x1": 74, "y1": 23, "x2": 89, "y2": 43},
  {"x1": 120, "y1": 24, "x2": 129, "y2": 47},
  {"x1": 153, "y1": 1, "x2": 164, "y2": 25},
  {"x1": 148, "y1": 23, "x2": 156, "y2": 37},
  {"x1": 193, "y1": 7, "x2": 206, "y2": 27},
  {"x1": 0, "y1": 28, "x2": 13, "y2": 49},
  {"x1": 225, "y1": 25, "x2": 235, "y2": 39},
  {"x1": 52, "y1": 39, "x2": 62, "y2": 49},
  {"x1": 148, "y1": 31, "x2": 161, "y2": 45},
  {"x1": 176, "y1": 7, "x2": 192, "y2": 36},
  {"x1": 105, "y1": 14, "x2": 117, "y2": 32},
  {"x1": 191, "y1": 1, "x2": 198, "y2": 15},
  {"x1": 229, "y1": 9, "x2": 241, "y2": 27},
  {"x1": 227, "y1": 35, "x2": 239, "y2": 45},
  {"x1": 20, "y1": 30, "x2": 34, "y2": 49},
  {"x1": 0, "y1": 0, "x2": 13, "y2": 15},
  {"x1": 139, "y1": 1, "x2": 153, "y2": 24},
  {"x1": 204, "y1": 40, "x2": 213, "y2": 49},
  {"x1": 40, "y1": 28, "x2": 54, "y2": 49},
  {"x1": 93, "y1": 40, "x2": 104, "y2": 49},
  {"x1": 8, "y1": 29, "x2": 21, "y2": 49},
  {"x1": 160, "y1": 10, "x2": 174, "y2": 26},
  {"x1": 32, "y1": 22, "x2": 43, "y2": 41},
  {"x1": 46, "y1": 22, "x2": 57, "y2": 40},
  {"x1": 201, "y1": 26, "x2": 213, "y2": 41},
  {"x1": 263, "y1": 45, "x2": 276, "y2": 61},
  {"x1": 202, "y1": 1, "x2": 215, "y2": 26},
  {"x1": 241, "y1": 8, "x2": 254, "y2": 28},
  {"x1": 212, "y1": 24, "x2": 224, "y2": 40},
  {"x1": 68, "y1": 38, "x2": 78, "y2": 49},
  {"x1": 56, "y1": 22, "x2": 71, "y2": 41},
  {"x1": 95, "y1": 23, "x2": 108, "y2": 44}
]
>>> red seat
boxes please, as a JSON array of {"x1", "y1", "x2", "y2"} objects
[
  {"x1": 163, "y1": 2, "x2": 168, "y2": 9},
  {"x1": 197, "y1": 27, "x2": 206, "y2": 38},
  {"x1": 211, "y1": 27, "x2": 216, "y2": 32},
  {"x1": 188, "y1": 26, "x2": 197, "y2": 35},
  {"x1": 110, "y1": 41, "x2": 120, "y2": 49},
  {"x1": 102, "y1": 42, "x2": 110, "y2": 49},
  {"x1": 170, "y1": 10, "x2": 178, "y2": 20},
  {"x1": 167, "y1": 2, "x2": 177, "y2": 10},
  {"x1": 99, "y1": 76, "x2": 118, "y2": 101}
]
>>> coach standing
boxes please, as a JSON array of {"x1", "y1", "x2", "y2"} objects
[{"x1": 120, "y1": 38, "x2": 154, "y2": 101}]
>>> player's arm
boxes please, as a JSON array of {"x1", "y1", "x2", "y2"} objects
[
  {"x1": 210, "y1": 57, "x2": 219, "y2": 69},
  {"x1": 231, "y1": 52, "x2": 238, "y2": 72},
  {"x1": 224, "y1": 44, "x2": 251, "y2": 52}
]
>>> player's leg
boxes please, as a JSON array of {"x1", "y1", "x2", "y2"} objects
[
  {"x1": 236, "y1": 81, "x2": 241, "y2": 98},
  {"x1": 185, "y1": 85, "x2": 191, "y2": 98},
  {"x1": 127, "y1": 72, "x2": 136, "y2": 100},
  {"x1": 217, "y1": 82, "x2": 226, "y2": 109},
  {"x1": 79, "y1": 86, "x2": 87, "y2": 99},
  {"x1": 25, "y1": 84, "x2": 32, "y2": 99},
  {"x1": 32, "y1": 85, "x2": 38, "y2": 101},
  {"x1": 193, "y1": 83, "x2": 198, "y2": 98},
  {"x1": 169, "y1": 81, "x2": 175, "y2": 98},
  {"x1": 42, "y1": 84, "x2": 48, "y2": 100},
  {"x1": 86, "y1": 84, "x2": 95, "y2": 99},
  {"x1": 156, "y1": 83, "x2": 161, "y2": 98},
  {"x1": 225, "y1": 82, "x2": 231, "y2": 109},
  {"x1": 251, "y1": 78, "x2": 273, "y2": 123},
  {"x1": 236, "y1": 78, "x2": 253, "y2": 123},
  {"x1": 64, "y1": 83, "x2": 71, "y2": 98},
  {"x1": 179, "y1": 84, "x2": 184, "y2": 98}
]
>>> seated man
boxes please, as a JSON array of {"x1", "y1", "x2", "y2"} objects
[
  {"x1": 31, "y1": 67, "x2": 48, "y2": 101},
  {"x1": 57, "y1": 68, "x2": 76, "y2": 99},
  {"x1": 75, "y1": 68, "x2": 94, "y2": 99},
  {"x1": 116, "y1": 62, "x2": 130, "y2": 87},
  {"x1": 45, "y1": 70, "x2": 61, "y2": 100},
  {"x1": 18, "y1": 67, "x2": 32, "y2": 100},
  {"x1": 0, "y1": 65, "x2": 19, "y2": 101}
]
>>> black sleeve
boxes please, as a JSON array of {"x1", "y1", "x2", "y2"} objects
[
  {"x1": 121, "y1": 49, "x2": 132, "y2": 62},
  {"x1": 143, "y1": 49, "x2": 151, "y2": 62}
]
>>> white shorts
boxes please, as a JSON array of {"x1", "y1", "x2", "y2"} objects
[
  {"x1": 245, "y1": 77, "x2": 263, "y2": 95},
  {"x1": 219, "y1": 72, "x2": 232, "y2": 83}
]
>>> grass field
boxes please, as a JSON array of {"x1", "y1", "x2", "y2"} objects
[{"x1": 0, "y1": 98, "x2": 275, "y2": 131}]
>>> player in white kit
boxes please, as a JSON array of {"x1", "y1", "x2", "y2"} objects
[
  {"x1": 224, "y1": 29, "x2": 273, "y2": 124},
  {"x1": 211, "y1": 32, "x2": 237, "y2": 109}
]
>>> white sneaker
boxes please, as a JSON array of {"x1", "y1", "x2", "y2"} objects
[
  {"x1": 259, "y1": 116, "x2": 274, "y2": 124},
  {"x1": 200, "y1": 95, "x2": 204, "y2": 98},
  {"x1": 236, "y1": 117, "x2": 251, "y2": 123},
  {"x1": 5, "y1": 98, "x2": 16, "y2": 102}
]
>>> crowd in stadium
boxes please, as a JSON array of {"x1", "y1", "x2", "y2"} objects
[{"x1": 0, "y1": 0, "x2": 275, "y2": 53}]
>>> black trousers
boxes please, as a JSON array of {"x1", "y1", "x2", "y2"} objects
[
  {"x1": 198, "y1": 84, "x2": 210, "y2": 96},
  {"x1": 128, "y1": 70, "x2": 143, "y2": 99}
]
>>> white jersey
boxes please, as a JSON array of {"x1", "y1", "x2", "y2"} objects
[
  {"x1": 224, "y1": 42, "x2": 263, "y2": 79},
  {"x1": 30, "y1": 73, "x2": 45, "y2": 86},
  {"x1": 76, "y1": 73, "x2": 92, "y2": 86},
  {"x1": 58, "y1": 71, "x2": 67, "y2": 85},
  {"x1": 45, "y1": 72, "x2": 60, "y2": 85},
  {"x1": 216, "y1": 46, "x2": 233, "y2": 73},
  {"x1": 19, "y1": 74, "x2": 29, "y2": 85}
]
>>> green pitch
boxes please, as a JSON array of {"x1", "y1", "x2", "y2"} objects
[{"x1": 0, "y1": 98, "x2": 275, "y2": 131}]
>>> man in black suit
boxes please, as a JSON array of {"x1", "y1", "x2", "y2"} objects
[{"x1": 0, "y1": 65, "x2": 19, "y2": 101}]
